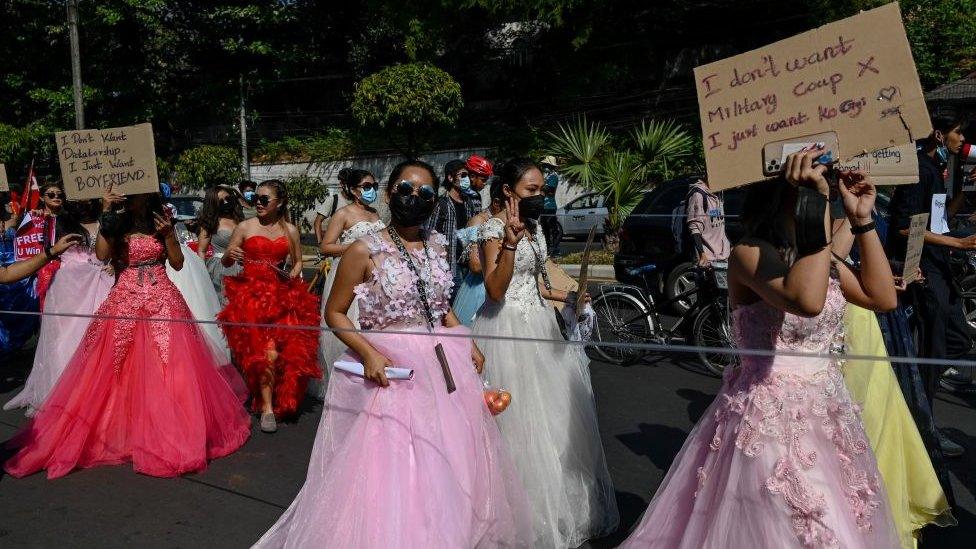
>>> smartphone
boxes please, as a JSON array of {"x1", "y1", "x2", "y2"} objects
[{"x1": 762, "y1": 131, "x2": 840, "y2": 176}]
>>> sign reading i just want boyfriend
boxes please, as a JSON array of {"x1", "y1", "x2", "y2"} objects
[
  {"x1": 694, "y1": 2, "x2": 930, "y2": 191},
  {"x1": 56, "y1": 123, "x2": 159, "y2": 200}
]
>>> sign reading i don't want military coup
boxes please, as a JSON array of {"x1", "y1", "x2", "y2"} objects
[{"x1": 56, "y1": 123, "x2": 159, "y2": 200}]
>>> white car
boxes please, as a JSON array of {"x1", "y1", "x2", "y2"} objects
[{"x1": 555, "y1": 192, "x2": 607, "y2": 239}]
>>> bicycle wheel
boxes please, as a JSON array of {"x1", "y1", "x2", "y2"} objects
[
  {"x1": 590, "y1": 290, "x2": 656, "y2": 364},
  {"x1": 691, "y1": 301, "x2": 736, "y2": 377}
]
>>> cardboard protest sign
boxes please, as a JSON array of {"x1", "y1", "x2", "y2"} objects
[
  {"x1": 902, "y1": 213, "x2": 928, "y2": 284},
  {"x1": 694, "y1": 3, "x2": 930, "y2": 190},
  {"x1": 545, "y1": 260, "x2": 578, "y2": 313},
  {"x1": 0, "y1": 164, "x2": 8, "y2": 192},
  {"x1": 833, "y1": 143, "x2": 918, "y2": 186},
  {"x1": 56, "y1": 123, "x2": 159, "y2": 200}
]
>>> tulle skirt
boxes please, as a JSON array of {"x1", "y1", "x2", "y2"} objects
[
  {"x1": 311, "y1": 257, "x2": 358, "y2": 400},
  {"x1": 253, "y1": 325, "x2": 533, "y2": 548},
  {"x1": 4, "y1": 252, "x2": 113, "y2": 415},
  {"x1": 473, "y1": 300, "x2": 619, "y2": 548},
  {"x1": 168, "y1": 244, "x2": 232, "y2": 364},
  {"x1": 842, "y1": 304, "x2": 955, "y2": 549},
  {"x1": 452, "y1": 270, "x2": 485, "y2": 327},
  {"x1": 620, "y1": 357, "x2": 900, "y2": 548},
  {"x1": 4, "y1": 315, "x2": 252, "y2": 479}
]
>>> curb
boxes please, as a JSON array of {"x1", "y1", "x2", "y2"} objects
[{"x1": 557, "y1": 264, "x2": 616, "y2": 280}]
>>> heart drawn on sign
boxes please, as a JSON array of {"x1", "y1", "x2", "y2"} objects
[{"x1": 878, "y1": 86, "x2": 899, "y2": 102}]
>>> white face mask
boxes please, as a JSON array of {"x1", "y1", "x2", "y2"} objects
[{"x1": 458, "y1": 176, "x2": 472, "y2": 191}]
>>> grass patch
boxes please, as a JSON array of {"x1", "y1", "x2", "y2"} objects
[{"x1": 556, "y1": 249, "x2": 615, "y2": 265}]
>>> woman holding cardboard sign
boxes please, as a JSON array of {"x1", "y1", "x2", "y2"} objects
[
  {"x1": 621, "y1": 149, "x2": 899, "y2": 548},
  {"x1": 4, "y1": 185, "x2": 251, "y2": 480}
]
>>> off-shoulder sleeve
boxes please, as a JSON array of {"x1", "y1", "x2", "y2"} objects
[{"x1": 478, "y1": 217, "x2": 505, "y2": 242}]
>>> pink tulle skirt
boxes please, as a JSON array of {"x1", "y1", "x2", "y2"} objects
[
  {"x1": 253, "y1": 326, "x2": 533, "y2": 548},
  {"x1": 4, "y1": 316, "x2": 252, "y2": 479}
]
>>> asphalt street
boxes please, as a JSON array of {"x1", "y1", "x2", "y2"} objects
[{"x1": 2, "y1": 339, "x2": 975, "y2": 547}]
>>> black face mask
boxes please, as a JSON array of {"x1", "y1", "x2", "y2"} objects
[
  {"x1": 390, "y1": 193, "x2": 435, "y2": 227},
  {"x1": 518, "y1": 194, "x2": 546, "y2": 221},
  {"x1": 218, "y1": 200, "x2": 235, "y2": 215}
]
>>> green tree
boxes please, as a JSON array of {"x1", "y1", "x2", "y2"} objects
[
  {"x1": 544, "y1": 116, "x2": 610, "y2": 190},
  {"x1": 351, "y1": 63, "x2": 463, "y2": 157},
  {"x1": 631, "y1": 119, "x2": 695, "y2": 182},
  {"x1": 593, "y1": 151, "x2": 646, "y2": 252},
  {"x1": 174, "y1": 145, "x2": 242, "y2": 190},
  {"x1": 284, "y1": 174, "x2": 329, "y2": 231}
]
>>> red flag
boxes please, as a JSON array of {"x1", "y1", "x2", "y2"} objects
[{"x1": 20, "y1": 162, "x2": 40, "y2": 213}]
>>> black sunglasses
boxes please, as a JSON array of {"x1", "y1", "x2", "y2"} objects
[
  {"x1": 45, "y1": 192, "x2": 65, "y2": 199},
  {"x1": 355, "y1": 182, "x2": 379, "y2": 190},
  {"x1": 254, "y1": 195, "x2": 276, "y2": 206},
  {"x1": 396, "y1": 181, "x2": 435, "y2": 200}
]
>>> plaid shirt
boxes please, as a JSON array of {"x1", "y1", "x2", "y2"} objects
[{"x1": 425, "y1": 193, "x2": 480, "y2": 279}]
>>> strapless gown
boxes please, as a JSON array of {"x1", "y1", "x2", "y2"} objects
[
  {"x1": 252, "y1": 231, "x2": 532, "y2": 548},
  {"x1": 620, "y1": 277, "x2": 899, "y2": 548},
  {"x1": 219, "y1": 235, "x2": 320, "y2": 417},
  {"x1": 0, "y1": 227, "x2": 39, "y2": 359},
  {"x1": 4, "y1": 236, "x2": 251, "y2": 479}
]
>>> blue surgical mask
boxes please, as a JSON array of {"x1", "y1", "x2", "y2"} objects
[
  {"x1": 243, "y1": 190, "x2": 256, "y2": 202},
  {"x1": 458, "y1": 176, "x2": 472, "y2": 191},
  {"x1": 359, "y1": 187, "x2": 377, "y2": 204}
]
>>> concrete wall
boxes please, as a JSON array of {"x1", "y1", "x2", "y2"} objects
[{"x1": 248, "y1": 147, "x2": 591, "y2": 226}]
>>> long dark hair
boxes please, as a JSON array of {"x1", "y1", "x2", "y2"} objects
[
  {"x1": 58, "y1": 199, "x2": 101, "y2": 248},
  {"x1": 741, "y1": 179, "x2": 795, "y2": 258},
  {"x1": 198, "y1": 186, "x2": 243, "y2": 234},
  {"x1": 385, "y1": 159, "x2": 440, "y2": 195},
  {"x1": 257, "y1": 179, "x2": 290, "y2": 226},
  {"x1": 492, "y1": 157, "x2": 540, "y2": 203},
  {"x1": 100, "y1": 192, "x2": 166, "y2": 239}
]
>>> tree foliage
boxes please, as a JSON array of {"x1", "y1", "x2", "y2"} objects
[{"x1": 174, "y1": 145, "x2": 242, "y2": 190}]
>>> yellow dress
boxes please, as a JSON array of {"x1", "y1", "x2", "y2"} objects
[{"x1": 843, "y1": 304, "x2": 955, "y2": 549}]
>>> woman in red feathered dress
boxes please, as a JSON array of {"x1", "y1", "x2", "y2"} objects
[{"x1": 218, "y1": 179, "x2": 320, "y2": 433}]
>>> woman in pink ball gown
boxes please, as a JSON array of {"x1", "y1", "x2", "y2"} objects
[
  {"x1": 621, "y1": 150, "x2": 900, "y2": 548},
  {"x1": 4, "y1": 187, "x2": 251, "y2": 480}
]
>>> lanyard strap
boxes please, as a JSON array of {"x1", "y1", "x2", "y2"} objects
[{"x1": 387, "y1": 226, "x2": 435, "y2": 330}]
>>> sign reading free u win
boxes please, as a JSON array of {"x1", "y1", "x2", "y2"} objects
[
  {"x1": 694, "y1": 2, "x2": 930, "y2": 191},
  {"x1": 56, "y1": 122, "x2": 159, "y2": 200}
]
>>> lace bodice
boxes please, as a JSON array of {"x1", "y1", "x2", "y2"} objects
[
  {"x1": 354, "y1": 231, "x2": 453, "y2": 330},
  {"x1": 340, "y1": 220, "x2": 385, "y2": 245},
  {"x1": 479, "y1": 217, "x2": 548, "y2": 308},
  {"x1": 733, "y1": 275, "x2": 846, "y2": 358}
]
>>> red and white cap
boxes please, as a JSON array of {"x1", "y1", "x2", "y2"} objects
[{"x1": 961, "y1": 143, "x2": 976, "y2": 163}]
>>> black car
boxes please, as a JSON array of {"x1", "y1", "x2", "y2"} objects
[{"x1": 614, "y1": 176, "x2": 745, "y2": 312}]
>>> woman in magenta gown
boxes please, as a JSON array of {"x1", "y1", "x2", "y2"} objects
[
  {"x1": 621, "y1": 151, "x2": 900, "y2": 548},
  {"x1": 4, "y1": 187, "x2": 251, "y2": 480}
]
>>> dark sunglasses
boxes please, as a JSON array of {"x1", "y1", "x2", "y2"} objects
[
  {"x1": 45, "y1": 192, "x2": 65, "y2": 199},
  {"x1": 396, "y1": 181, "x2": 435, "y2": 200},
  {"x1": 254, "y1": 195, "x2": 276, "y2": 206},
  {"x1": 355, "y1": 182, "x2": 379, "y2": 191}
]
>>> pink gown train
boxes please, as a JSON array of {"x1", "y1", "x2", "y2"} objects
[{"x1": 4, "y1": 235, "x2": 251, "y2": 479}]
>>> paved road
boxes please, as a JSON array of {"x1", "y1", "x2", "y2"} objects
[{"x1": 1, "y1": 343, "x2": 974, "y2": 547}]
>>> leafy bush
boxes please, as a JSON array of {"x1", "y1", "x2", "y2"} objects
[
  {"x1": 174, "y1": 145, "x2": 242, "y2": 190},
  {"x1": 253, "y1": 128, "x2": 354, "y2": 164},
  {"x1": 352, "y1": 62, "x2": 463, "y2": 156},
  {"x1": 0, "y1": 122, "x2": 56, "y2": 178},
  {"x1": 284, "y1": 173, "x2": 329, "y2": 231}
]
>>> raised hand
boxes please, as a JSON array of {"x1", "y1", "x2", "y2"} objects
[
  {"x1": 837, "y1": 170, "x2": 877, "y2": 222},
  {"x1": 784, "y1": 148, "x2": 829, "y2": 197},
  {"x1": 101, "y1": 182, "x2": 125, "y2": 212},
  {"x1": 153, "y1": 212, "x2": 174, "y2": 237},
  {"x1": 503, "y1": 194, "x2": 526, "y2": 246}
]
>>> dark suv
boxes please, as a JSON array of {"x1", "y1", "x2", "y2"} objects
[{"x1": 614, "y1": 176, "x2": 745, "y2": 311}]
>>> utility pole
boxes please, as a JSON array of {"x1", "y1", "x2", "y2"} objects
[
  {"x1": 239, "y1": 75, "x2": 249, "y2": 179},
  {"x1": 67, "y1": 0, "x2": 84, "y2": 129}
]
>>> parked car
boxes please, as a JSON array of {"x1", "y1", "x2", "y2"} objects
[
  {"x1": 168, "y1": 194, "x2": 204, "y2": 222},
  {"x1": 614, "y1": 176, "x2": 746, "y2": 312},
  {"x1": 556, "y1": 192, "x2": 608, "y2": 239}
]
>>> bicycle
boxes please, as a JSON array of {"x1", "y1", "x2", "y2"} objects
[{"x1": 590, "y1": 261, "x2": 736, "y2": 376}]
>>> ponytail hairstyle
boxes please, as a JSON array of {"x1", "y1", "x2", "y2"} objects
[
  {"x1": 257, "y1": 179, "x2": 290, "y2": 226},
  {"x1": 337, "y1": 167, "x2": 355, "y2": 200}
]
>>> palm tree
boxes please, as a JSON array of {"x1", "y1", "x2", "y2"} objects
[
  {"x1": 544, "y1": 115, "x2": 609, "y2": 189},
  {"x1": 594, "y1": 151, "x2": 647, "y2": 252},
  {"x1": 631, "y1": 119, "x2": 694, "y2": 181}
]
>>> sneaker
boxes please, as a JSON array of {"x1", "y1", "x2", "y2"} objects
[
  {"x1": 938, "y1": 430, "x2": 965, "y2": 458},
  {"x1": 260, "y1": 412, "x2": 277, "y2": 433}
]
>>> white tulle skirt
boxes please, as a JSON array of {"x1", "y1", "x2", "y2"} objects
[
  {"x1": 473, "y1": 298, "x2": 619, "y2": 548},
  {"x1": 167, "y1": 244, "x2": 231, "y2": 364},
  {"x1": 310, "y1": 257, "x2": 359, "y2": 400}
]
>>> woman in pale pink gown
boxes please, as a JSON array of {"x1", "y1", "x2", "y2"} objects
[
  {"x1": 5, "y1": 200, "x2": 114, "y2": 416},
  {"x1": 252, "y1": 160, "x2": 532, "y2": 548},
  {"x1": 4, "y1": 189, "x2": 250, "y2": 479},
  {"x1": 621, "y1": 150, "x2": 901, "y2": 548}
]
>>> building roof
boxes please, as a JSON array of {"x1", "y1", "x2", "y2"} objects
[{"x1": 927, "y1": 72, "x2": 976, "y2": 103}]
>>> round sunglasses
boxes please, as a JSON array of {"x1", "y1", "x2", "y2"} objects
[{"x1": 396, "y1": 181, "x2": 435, "y2": 201}]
